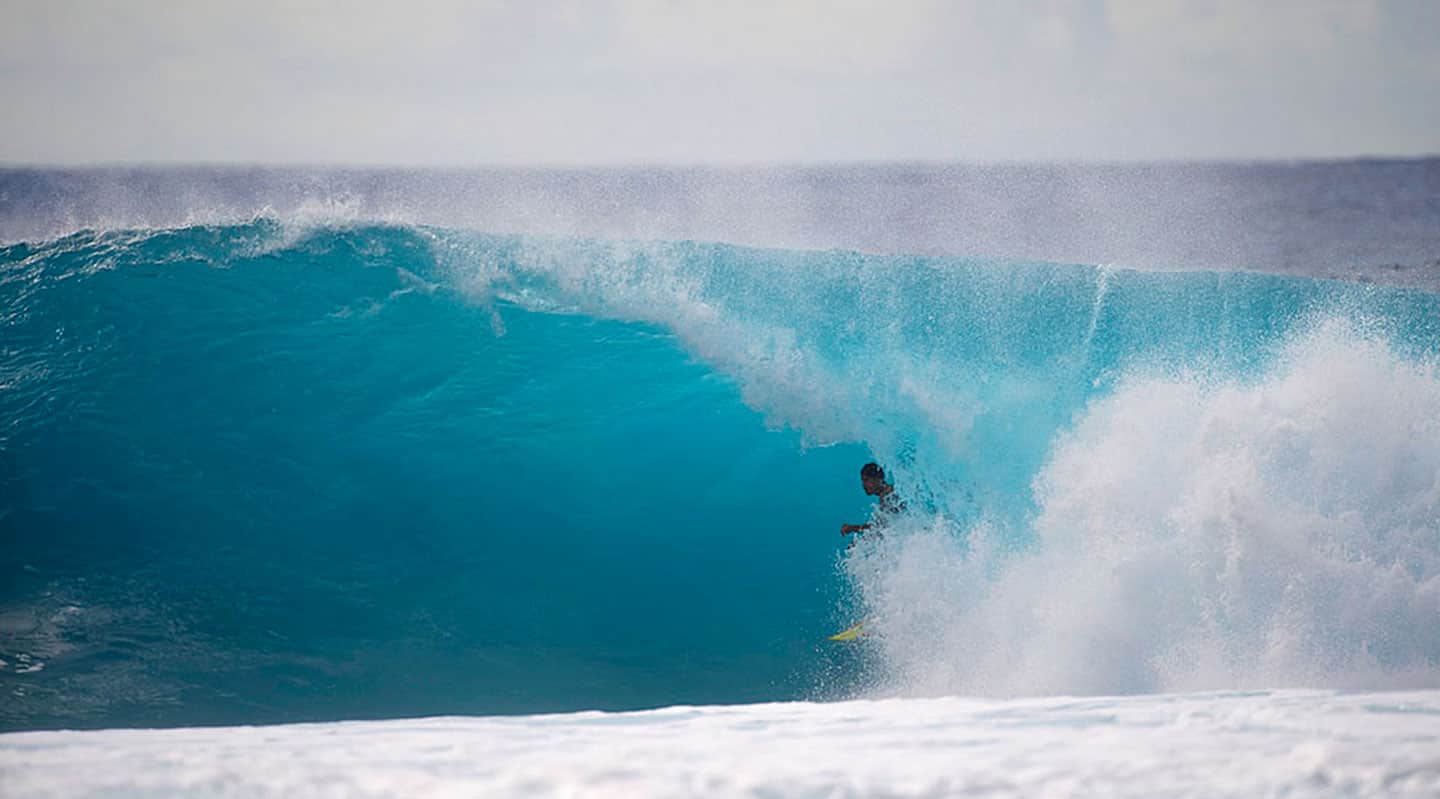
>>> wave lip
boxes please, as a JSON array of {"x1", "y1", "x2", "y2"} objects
[{"x1": 6, "y1": 161, "x2": 1440, "y2": 290}]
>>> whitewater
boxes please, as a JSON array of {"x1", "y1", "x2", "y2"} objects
[
  {"x1": 4, "y1": 692, "x2": 1438, "y2": 797},
  {"x1": 2, "y1": 163, "x2": 1438, "y2": 796}
]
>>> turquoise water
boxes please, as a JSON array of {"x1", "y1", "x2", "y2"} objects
[{"x1": 2, "y1": 220, "x2": 1438, "y2": 729}]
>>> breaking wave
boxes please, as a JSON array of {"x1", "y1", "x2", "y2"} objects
[{"x1": 2, "y1": 219, "x2": 1438, "y2": 728}]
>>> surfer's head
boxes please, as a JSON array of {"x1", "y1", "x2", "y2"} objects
[{"x1": 860, "y1": 462, "x2": 890, "y2": 496}]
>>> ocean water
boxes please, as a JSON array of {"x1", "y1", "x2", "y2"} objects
[{"x1": 1, "y1": 162, "x2": 1439, "y2": 793}]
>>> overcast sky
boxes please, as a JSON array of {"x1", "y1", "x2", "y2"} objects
[{"x1": 2, "y1": 0, "x2": 1437, "y2": 165}]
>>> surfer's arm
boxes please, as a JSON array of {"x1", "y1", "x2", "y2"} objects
[{"x1": 841, "y1": 522, "x2": 871, "y2": 535}]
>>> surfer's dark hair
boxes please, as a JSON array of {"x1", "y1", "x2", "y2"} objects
[{"x1": 861, "y1": 463, "x2": 885, "y2": 481}]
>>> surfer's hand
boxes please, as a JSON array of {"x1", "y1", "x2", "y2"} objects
[{"x1": 841, "y1": 524, "x2": 860, "y2": 535}]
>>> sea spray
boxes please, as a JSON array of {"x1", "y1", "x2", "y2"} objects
[{"x1": 849, "y1": 320, "x2": 1440, "y2": 696}]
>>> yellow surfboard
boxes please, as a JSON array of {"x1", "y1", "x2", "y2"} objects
[{"x1": 828, "y1": 621, "x2": 866, "y2": 641}]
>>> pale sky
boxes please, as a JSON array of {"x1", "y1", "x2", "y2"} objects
[{"x1": 2, "y1": 0, "x2": 1437, "y2": 165}]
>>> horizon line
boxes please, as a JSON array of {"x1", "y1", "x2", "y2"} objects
[{"x1": 3, "y1": 153, "x2": 1439, "y2": 173}]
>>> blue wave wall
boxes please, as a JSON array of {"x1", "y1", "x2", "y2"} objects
[{"x1": 2, "y1": 221, "x2": 1438, "y2": 729}]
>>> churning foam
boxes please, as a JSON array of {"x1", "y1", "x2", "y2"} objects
[
  {"x1": 5, "y1": 691, "x2": 1440, "y2": 798},
  {"x1": 851, "y1": 320, "x2": 1440, "y2": 696}
]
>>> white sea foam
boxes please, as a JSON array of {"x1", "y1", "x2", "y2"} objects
[
  {"x1": 2, "y1": 691, "x2": 1437, "y2": 798},
  {"x1": 853, "y1": 321, "x2": 1440, "y2": 696}
]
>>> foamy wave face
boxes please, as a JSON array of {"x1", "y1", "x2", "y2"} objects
[{"x1": 856, "y1": 321, "x2": 1440, "y2": 696}]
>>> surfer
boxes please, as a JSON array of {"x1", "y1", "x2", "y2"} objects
[{"x1": 841, "y1": 462, "x2": 902, "y2": 543}]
